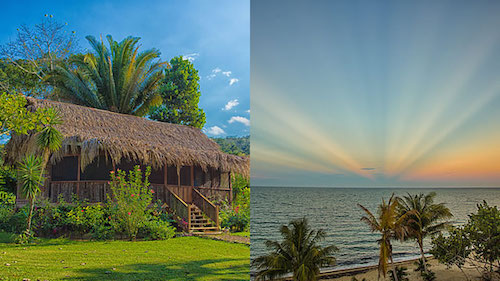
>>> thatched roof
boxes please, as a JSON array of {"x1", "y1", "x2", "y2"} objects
[{"x1": 5, "y1": 97, "x2": 249, "y2": 176}]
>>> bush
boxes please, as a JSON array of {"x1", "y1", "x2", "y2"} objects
[
  {"x1": 108, "y1": 166, "x2": 154, "y2": 240},
  {"x1": 220, "y1": 203, "x2": 250, "y2": 232},
  {"x1": 91, "y1": 225, "x2": 115, "y2": 241},
  {"x1": 139, "y1": 218, "x2": 175, "y2": 240},
  {"x1": 389, "y1": 266, "x2": 409, "y2": 281},
  {"x1": 431, "y1": 201, "x2": 500, "y2": 280},
  {"x1": 0, "y1": 191, "x2": 18, "y2": 232},
  {"x1": 0, "y1": 165, "x2": 17, "y2": 194}
]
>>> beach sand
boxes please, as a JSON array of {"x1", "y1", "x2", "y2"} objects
[{"x1": 321, "y1": 259, "x2": 483, "y2": 281}]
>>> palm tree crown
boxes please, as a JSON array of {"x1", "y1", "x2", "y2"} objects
[
  {"x1": 397, "y1": 192, "x2": 452, "y2": 272},
  {"x1": 359, "y1": 194, "x2": 409, "y2": 280},
  {"x1": 252, "y1": 217, "x2": 337, "y2": 281},
  {"x1": 49, "y1": 35, "x2": 166, "y2": 116}
]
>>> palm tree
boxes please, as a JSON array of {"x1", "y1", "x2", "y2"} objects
[
  {"x1": 397, "y1": 192, "x2": 452, "y2": 273},
  {"x1": 36, "y1": 107, "x2": 63, "y2": 193},
  {"x1": 48, "y1": 35, "x2": 166, "y2": 116},
  {"x1": 358, "y1": 194, "x2": 409, "y2": 281},
  {"x1": 18, "y1": 155, "x2": 44, "y2": 234},
  {"x1": 252, "y1": 217, "x2": 337, "y2": 281}
]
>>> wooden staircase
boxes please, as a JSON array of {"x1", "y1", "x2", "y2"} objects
[
  {"x1": 164, "y1": 187, "x2": 220, "y2": 233},
  {"x1": 189, "y1": 204, "x2": 220, "y2": 234}
]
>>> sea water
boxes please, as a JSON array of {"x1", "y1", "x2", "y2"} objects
[{"x1": 251, "y1": 187, "x2": 500, "y2": 270}]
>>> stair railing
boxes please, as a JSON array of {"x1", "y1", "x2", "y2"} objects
[
  {"x1": 192, "y1": 188, "x2": 219, "y2": 228},
  {"x1": 165, "y1": 187, "x2": 191, "y2": 230}
]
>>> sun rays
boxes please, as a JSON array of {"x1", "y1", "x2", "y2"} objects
[{"x1": 251, "y1": 1, "x2": 500, "y2": 187}]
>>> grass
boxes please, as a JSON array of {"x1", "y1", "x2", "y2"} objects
[
  {"x1": 231, "y1": 232, "x2": 250, "y2": 237},
  {"x1": 0, "y1": 232, "x2": 249, "y2": 280}
]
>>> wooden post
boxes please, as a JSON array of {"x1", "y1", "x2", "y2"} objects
[
  {"x1": 190, "y1": 166, "x2": 194, "y2": 203},
  {"x1": 77, "y1": 154, "x2": 81, "y2": 198},
  {"x1": 229, "y1": 171, "x2": 233, "y2": 204},
  {"x1": 164, "y1": 162, "x2": 167, "y2": 202}
]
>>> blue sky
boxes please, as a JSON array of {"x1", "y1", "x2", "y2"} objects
[
  {"x1": 1, "y1": 0, "x2": 249, "y2": 137},
  {"x1": 251, "y1": 0, "x2": 500, "y2": 187}
]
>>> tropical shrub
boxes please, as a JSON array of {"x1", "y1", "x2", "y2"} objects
[
  {"x1": 431, "y1": 201, "x2": 500, "y2": 280},
  {"x1": 138, "y1": 217, "x2": 175, "y2": 240},
  {"x1": 108, "y1": 165, "x2": 154, "y2": 240},
  {"x1": 0, "y1": 191, "x2": 16, "y2": 230},
  {"x1": 389, "y1": 266, "x2": 409, "y2": 281},
  {"x1": 0, "y1": 164, "x2": 16, "y2": 194},
  {"x1": 220, "y1": 173, "x2": 250, "y2": 232}
]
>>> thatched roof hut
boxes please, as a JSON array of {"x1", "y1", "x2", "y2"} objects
[{"x1": 5, "y1": 97, "x2": 249, "y2": 177}]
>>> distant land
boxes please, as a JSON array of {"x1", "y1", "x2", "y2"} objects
[{"x1": 212, "y1": 136, "x2": 249, "y2": 156}]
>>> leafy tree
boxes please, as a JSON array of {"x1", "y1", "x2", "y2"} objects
[
  {"x1": 48, "y1": 35, "x2": 166, "y2": 116},
  {"x1": 252, "y1": 217, "x2": 337, "y2": 281},
  {"x1": 0, "y1": 15, "x2": 78, "y2": 97},
  {"x1": 397, "y1": 192, "x2": 452, "y2": 273},
  {"x1": 212, "y1": 136, "x2": 249, "y2": 156},
  {"x1": 18, "y1": 155, "x2": 44, "y2": 235},
  {"x1": 431, "y1": 201, "x2": 500, "y2": 281},
  {"x1": 0, "y1": 59, "x2": 44, "y2": 96},
  {"x1": 358, "y1": 194, "x2": 408, "y2": 281},
  {"x1": 149, "y1": 56, "x2": 205, "y2": 128},
  {"x1": 0, "y1": 93, "x2": 54, "y2": 138}
]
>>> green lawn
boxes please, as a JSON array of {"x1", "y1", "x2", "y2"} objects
[
  {"x1": 0, "y1": 232, "x2": 249, "y2": 280},
  {"x1": 231, "y1": 232, "x2": 250, "y2": 237}
]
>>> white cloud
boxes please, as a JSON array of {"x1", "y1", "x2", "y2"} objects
[
  {"x1": 183, "y1": 53, "x2": 199, "y2": 62},
  {"x1": 246, "y1": 109, "x2": 250, "y2": 113},
  {"x1": 204, "y1": 126, "x2": 226, "y2": 136},
  {"x1": 223, "y1": 99, "x2": 239, "y2": 111},
  {"x1": 228, "y1": 116, "x2": 250, "y2": 126},
  {"x1": 207, "y1": 67, "x2": 222, "y2": 80},
  {"x1": 229, "y1": 78, "x2": 239, "y2": 86},
  {"x1": 222, "y1": 71, "x2": 232, "y2": 77}
]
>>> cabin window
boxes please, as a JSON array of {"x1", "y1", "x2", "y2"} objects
[
  {"x1": 167, "y1": 166, "x2": 178, "y2": 185},
  {"x1": 180, "y1": 166, "x2": 191, "y2": 186},
  {"x1": 194, "y1": 166, "x2": 206, "y2": 187},
  {"x1": 51, "y1": 156, "x2": 78, "y2": 181},
  {"x1": 81, "y1": 156, "x2": 114, "y2": 181},
  {"x1": 149, "y1": 167, "x2": 164, "y2": 184},
  {"x1": 116, "y1": 160, "x2": 164, "y2": 184}
]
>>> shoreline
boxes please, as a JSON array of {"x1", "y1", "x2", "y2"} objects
[{"x1": 265, "y1": 256, "x2": 481, "y2": 281}]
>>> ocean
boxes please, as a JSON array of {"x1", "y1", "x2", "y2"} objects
[{"x1": 250, "y1": 187, "x2": 500, "y2": 271}]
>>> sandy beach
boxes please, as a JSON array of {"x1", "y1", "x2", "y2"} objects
[{"x1": 320, "y1": 258, "x2": 482, "y2": 281}]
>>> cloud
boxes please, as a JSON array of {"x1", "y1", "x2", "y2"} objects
[
  {"x1": 246, "y1": 109, "x2": 250, "y2": 113},
  {"x1": 228, "y1": 116, "x2": 250, "y2": 126},
  {"x1": 223, "y1": 99, "x2": 239, "y2": 111},
  {"x1": 229, "y1": 78, "x2": 239, "y2": 86},
  {"x1": 183, "y1": 53, "x2": 199, "y2": 62},
  {"x1": 222, "y1": 71, "x2": 232, "y2": 77},
  {"x1": 207, "y1": 67, "x2": 222, "y2": 80},
  {"x1": 204, "y1": 126, "x2": 226, "y2": 136},
  {"x1": 361, "y1": 168, "x2": 376, "y2": 170}
]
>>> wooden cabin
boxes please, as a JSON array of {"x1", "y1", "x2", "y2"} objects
[{"x1": 5, "y1": 98, "x2": 249, "y2": 233}]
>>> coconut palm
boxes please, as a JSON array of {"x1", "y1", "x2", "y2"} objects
[
  {"x1": 397, "y1": 192, "x2": 452, "y2": 273},
  {"x1": 18, "y1": 155, "x2": 44, "y2": 233},
  {"x1": 48, "y1": 35, "x2": 166, "y2": 116},
  {"x1": 252, "y1": 217, "x2": 337, "y2": 281},
  {"x1": 359, "y1": 194, "x2": 409, "y2": 281}
]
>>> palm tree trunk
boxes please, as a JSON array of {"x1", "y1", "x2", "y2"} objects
[
  {"x1": 39, "y1": 148, "x2": 49, "y2": 195},
  {"x1": 418, "y1": 239, "x2": 428, "y2": 273},
  {"x1": 26, "y1": 196, "x2": 35, "y2": 233},
  {"x1": 390, "y1": 255, "x2": 398, "y2": 281}
]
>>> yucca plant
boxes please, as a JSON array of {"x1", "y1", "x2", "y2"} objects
[
  {"x1": 18, "y1": 155, "x2": 44, "y2": 233},
  {"x1": 48, "y1": 35, "x2": 167, "y2": 116},
  {"x1": 252, "y1": 217, "x2": 337, "y2": 281}
]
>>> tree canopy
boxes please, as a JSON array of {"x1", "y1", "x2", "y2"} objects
[{"x1": 149, "y1": 56, "x2": 205, "y2": 128}]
